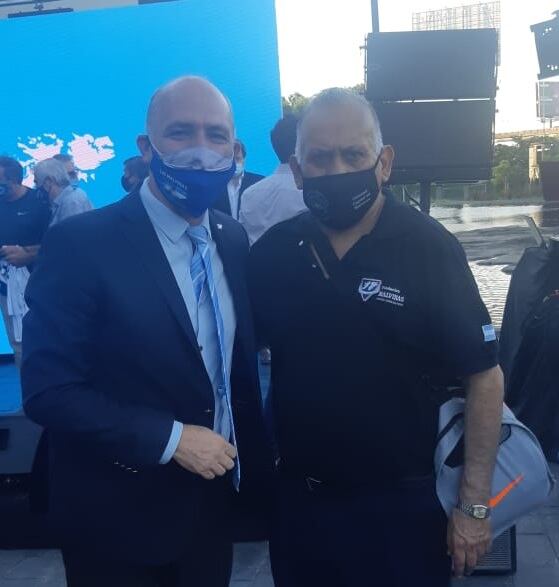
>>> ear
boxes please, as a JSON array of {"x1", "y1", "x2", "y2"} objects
[
  {"x1": 233, "y1": 140, "x2": 242, "y2": 161},
  {"x1": 137, "y1": 135, "x2": 152, "y2": 164},
  {"x1": 289, "y1": 155, "x2": 304, "y2": 190},
  {"x1": 378, "y1": 145, "x2": 395, "y2": 184}
]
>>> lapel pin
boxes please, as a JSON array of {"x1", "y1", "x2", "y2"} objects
[{"x1": 217, "y1": 224, "x2": 223, "y2": 230}]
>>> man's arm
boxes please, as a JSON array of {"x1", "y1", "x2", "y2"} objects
[
  {"x1": 461, "y1": 365, "x2": 504, "y2": 503},
  {"x1": 448, "y1": 365, "x2": 504, "y2": 578},
  {"x1": 0, "y1": 244, "x2": 40, "y2": 267},
  {"x1": 23, "y1": 221, "x2": 239, "y2": 478},
  {"x1": 21, "y1": 223, "x2": 175, "y2": 467}
]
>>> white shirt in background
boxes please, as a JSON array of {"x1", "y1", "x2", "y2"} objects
[
  {"x1": 227, "y1": 174, "x2": 243, "y2": 221},
  {"x1": 239, "y1": 164, "x2": 306, "y2": 245}
]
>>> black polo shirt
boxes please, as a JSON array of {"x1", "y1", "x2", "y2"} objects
[
  {"x1": 248, "y1": 191, "x2": 498, "y2": 485},
  {"x1": 0, "y1": 188, "x2": 50, "y2": 247},
  {"x1": 0, "y1": 188, "x2": 51, "y2": 295}
]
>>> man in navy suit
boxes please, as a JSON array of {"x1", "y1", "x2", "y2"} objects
[{"x1": 22, "y1": 76, "x2": 272, "y2": 587}]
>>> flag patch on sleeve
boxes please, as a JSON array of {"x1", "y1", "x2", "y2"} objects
[{"x1": 482, "y1": 324, "x2": 497, "y2": 342}]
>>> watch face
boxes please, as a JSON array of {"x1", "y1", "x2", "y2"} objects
[{"x1": 473, "y1": 506, "x2": 488, "y2": 519}]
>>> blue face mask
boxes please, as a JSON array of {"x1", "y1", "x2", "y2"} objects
[{"x1": 150, "y1": 146, "x2": 236, "y2": 218}]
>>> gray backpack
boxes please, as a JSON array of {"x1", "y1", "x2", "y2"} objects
[{"x1": 435, "y1": 398, "x2": 555, "y2": 539}]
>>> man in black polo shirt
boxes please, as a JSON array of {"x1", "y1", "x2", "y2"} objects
[
  {"x1": 0, "y1": 156, "x2": 50, "y2": 366},
  {"x1": 248, "y1": 89, "x2": 504, "y2": 586}
]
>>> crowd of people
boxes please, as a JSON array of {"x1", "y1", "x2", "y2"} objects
[
  {"x1": 0, "y1": 155, "x2": 93, "y2": 367},
  {"x1": 0, "y1": 76, "x2": 508, "y2": 587}
]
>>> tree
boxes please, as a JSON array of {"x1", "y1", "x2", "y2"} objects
[
  {"x1": 492, "y1": 159, "x2": 512, "y2": 196},
  {"x1": 282, "y1": 93, "x2": 310, "y2": 116},
  {"x1": 349, "y1": 83, "x2": 365, "y2": 95},
  {"x1": 281, "y1": 84, "x2": 366, "y2": 116},
  {"x1": 489, "y1": 136, "x2": 559, "y2": 199}
]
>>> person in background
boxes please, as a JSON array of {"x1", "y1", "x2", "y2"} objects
[
  {"x1": 249, "y1": 88, "x2": 504, "y2": 586},
  {"x1": 213, "y1": 140, "x2": 263, "y2": 220},
  {"x1": 34, "y1": 159, "x2": 93, "y2": 227},
  {"x1": 52, "y1": 153, "x2": 91, "y2": 211},
  {"x1": 239, "y1": 115, "x2": 305, "y2": 245},
  {"x1": 122, "y1": 155, "x2": 149, "y2": 193},
  {"x1": 53, "y1": 153, "x2": 80, "y2": 187},
  {"x1": 0, "y1": 156, "x2": 50, "y2": 367},
  {"x1": 22, "y1": 76, "x2": 272, "y2": 587}
]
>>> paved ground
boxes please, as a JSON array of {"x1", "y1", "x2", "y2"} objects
[{"x1": 1, "y1": 469, "x2": 559, "y2": 587}]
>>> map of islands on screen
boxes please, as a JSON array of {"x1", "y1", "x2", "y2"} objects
[
  {"x1": 18, "y1": 133, "x2": 116, "y2": 186},
  {"x1": 0, "y1": 0, "x2": 282, "y2": 355}
]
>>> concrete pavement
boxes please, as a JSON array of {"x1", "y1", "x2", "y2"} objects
[{"x1": 1, "y1": 466, "x2": 559, "y2": 587}]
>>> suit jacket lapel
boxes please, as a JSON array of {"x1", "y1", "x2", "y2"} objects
[
  {"x1": 118, "y1": 193, "x2": 201, "y2": 355},
  {"x1": 209, "y1": 213, "x2": 251, "y2": 350},
  {"x1": 213, "y1": 187, "x2": 232, "y2": 216}
]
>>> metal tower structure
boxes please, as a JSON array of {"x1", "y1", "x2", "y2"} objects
[{"x1": 413, "y1": 1, "x2": 501, "y2": 63}]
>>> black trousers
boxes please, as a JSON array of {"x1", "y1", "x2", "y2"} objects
[
  {"x1": 270, "y1": 475, "x2": 452, "y2": 587},
  {"x1": 62, "y1": 533, "x2": 232, "y2": 587}
]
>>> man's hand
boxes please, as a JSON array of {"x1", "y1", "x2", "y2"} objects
[
  {"x1": 172, "y1": 424, "x2": 236, "y2": 480},
  {"x1": 0, "y1": 245, "x2": 31, "y2": 267},
  {"x1": 447, "y1": 508, "x2": 492, "y2": 578}
]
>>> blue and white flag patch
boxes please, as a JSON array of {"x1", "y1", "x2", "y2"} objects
[{"x1": 482, "y1": 324, "x2": 497, "y2": 342}]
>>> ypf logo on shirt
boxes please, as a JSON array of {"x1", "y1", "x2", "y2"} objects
[
  {"x1": 358, "y1": 278, "x2": 382, "y2": 302},
  {"x1": 359, "y1": 277, "x2": 406, "y2": 307}
]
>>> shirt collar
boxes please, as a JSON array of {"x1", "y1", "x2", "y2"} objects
[
  {"x1": 51, "y1": 185, "x2": 74, "y2": 209},
  {"x1": 139, "y1": 178, "x2": 211, "y2": 244},
  {"x1": 275, "y1": 163, "x2": 292, "y2": 175}
]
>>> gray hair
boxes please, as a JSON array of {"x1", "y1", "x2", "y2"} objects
[
  {"x1": 295, "y1": 87, "x2": 383, "y2": 162},
  {"x1": 34, "y1": 158, "x2": 71, "y2": 188},
  {"x1": 53, "y1": 153, "x2": 74, "y2": 164}
]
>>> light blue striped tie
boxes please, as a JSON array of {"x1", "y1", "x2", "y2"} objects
[{"x1": 187, "y1": 224, "x2": 240, "y2": 489}]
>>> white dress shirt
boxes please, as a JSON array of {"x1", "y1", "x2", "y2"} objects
[
  {"x1": 239, "y1": 163, "x2": 306, "y2": 245},
  {"x1": 139, "y1": 180, "x2": 237, "y2": 463},
  {"x1": 227, "y1": 173, "x2": 243, "y2": 221}
]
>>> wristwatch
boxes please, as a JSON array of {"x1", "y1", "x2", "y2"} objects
[{"x1": 456, "y1": 501, "x2": 491, "y2": 520}]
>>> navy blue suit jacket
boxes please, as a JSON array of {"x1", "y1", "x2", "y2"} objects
[
  {"x1": 213, "y1": 171, "x2": 264, "y2": 217},
  {"x1": 21, "y1": 193, "x2": 273, "y2": 564}
]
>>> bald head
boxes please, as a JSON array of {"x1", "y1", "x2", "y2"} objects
[
  {"x1": 146, "y1": 76, "x2": 235, "y2": 145},
  {"x1": 136, "y1": 76, "x2": 238, "y2": 200}
]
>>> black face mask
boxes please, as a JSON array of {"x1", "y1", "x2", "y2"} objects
[
  {"x1": 35, "y1": 185, "x2": 49, "y2": 202},
  {"x1": 302, "y1": 153, "x2": 383, "y2": 230},
  {"x1": 121, "y1": 175, "x2": 135, "y2": 192}
]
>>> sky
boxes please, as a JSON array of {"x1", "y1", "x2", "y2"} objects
[{"x1": 275, "y1": 0, "x2": 559, "y2": 133}]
